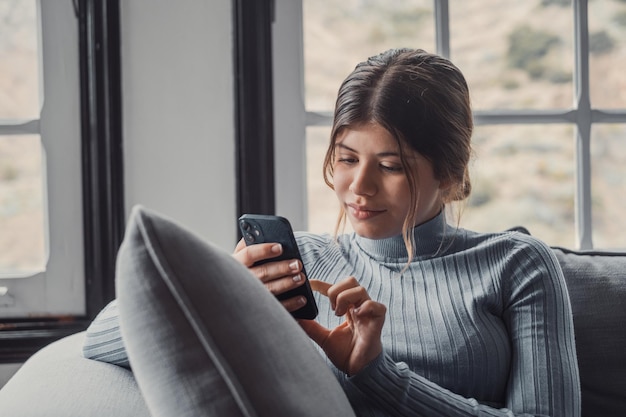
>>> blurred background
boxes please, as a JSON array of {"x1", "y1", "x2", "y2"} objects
[
  {"x1": 302, "y1": 0, "x2": 626, "y2": 248},
  {"x1": 1, "y1": 0, "x2": 625, "y2": 275}
]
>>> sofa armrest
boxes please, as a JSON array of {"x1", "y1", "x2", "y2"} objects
[
  {"x1": 0, "y1": 331, "x2": 149, "y2": 417},
  {"x1": 553, "y1": 248, "x2": 626, "y2": 417}
]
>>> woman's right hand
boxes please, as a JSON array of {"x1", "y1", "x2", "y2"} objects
[{"x1": 232, "y1": 238, "x2": 309, "y2": 312}]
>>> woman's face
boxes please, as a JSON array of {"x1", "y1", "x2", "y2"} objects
[{"x1": 332, "y1": 123, "x2": 443, "y2": 239}]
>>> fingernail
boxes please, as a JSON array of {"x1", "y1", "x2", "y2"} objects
[
  {"x1": 293, "y1": 274, "x2": 302, "y2": 282},
  {"x1": 289, "y1": 261, "x2": 299, "y2": 271},
  {"x1": 271, "y1": 244, "x2": 282, "y2": 254}
]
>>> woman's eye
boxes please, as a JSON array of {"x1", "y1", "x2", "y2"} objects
[
  {"x1": 381, "y1": 164, "x2": 403, "y2": 172},
  {"x1": 337, "y1": 157, "x2": 357, "y2": 165}
]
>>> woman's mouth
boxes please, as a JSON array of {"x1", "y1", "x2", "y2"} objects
[{"x1": 347, "y1": 204, "x2": 385, "y2": 220}]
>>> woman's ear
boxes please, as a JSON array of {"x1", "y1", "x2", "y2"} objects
[
  {"x1": 438, "y1": 178, "x2": 452, "y2": 192},
  {"x1": 437, "y1": 178, "x2": 459, "y2": 203}
]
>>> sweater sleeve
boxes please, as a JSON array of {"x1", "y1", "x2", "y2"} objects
[
  {"x1": 342, "y1": 237, "x2": 581, "y2": 417},
  {"x1": 82, "y1": 299, "x2": 130, "y2": 368}
]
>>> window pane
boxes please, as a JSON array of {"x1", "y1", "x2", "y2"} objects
[
  {"x1": 589, "y1": 0, "x2": 626, "y2": 108},
  {"x1": 591, "y1": 124, "x2": 626, "y2": 249},
  {"x1": 450, "y1": 0, "x2": 573, "y2": 110},
  {"x1": 0, "y1": 0, "x2": 39, "y2": 119},
  {"x1": 306, "y1": 126, "x2": 342, "y2": 234},
  {"x1": 303, "y1": 0, "x2": 435, "y2": 112},
  {"x1": 459, "y1": 124, "x2": 575, "y2": 247},
  {"x1": 0, "y1": 135, "x2": 46, "y2": 273}
]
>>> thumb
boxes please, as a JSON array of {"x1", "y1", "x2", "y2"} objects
[{"x1": 298, "y1": 319, "x2": 331, "y2": 348}]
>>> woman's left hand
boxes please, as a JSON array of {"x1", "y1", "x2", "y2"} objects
[{"x1": 298, "y1": 277, "x2": 386, "y2": 376}]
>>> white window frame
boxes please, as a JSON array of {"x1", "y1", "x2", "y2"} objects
[
  {"x1": 273, "y1": 0, "x2": 626, "y2": 250},
  {"x1": 0, "y1": 1, "x2": 84, "y2": 317}
]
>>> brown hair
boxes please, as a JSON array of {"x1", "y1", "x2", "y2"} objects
[{"x1": 323, "y1": 48, "x2": 473, "y2": 260}]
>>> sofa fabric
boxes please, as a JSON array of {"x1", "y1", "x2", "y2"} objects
[
  {"x1": 553, "y1": 247, "x2": 626, "y2": 417},
  {"x1": 0, "y1": 332, "x2": 149, "y2": 417},
  {"x1": 2, "y1": 215, "x2": 626, "y2": 416},
  {"x1": 116, "y1": 205, "x2": 356, "y2": 417}
]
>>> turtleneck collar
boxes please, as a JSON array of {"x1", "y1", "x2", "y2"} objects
[{"x1": 352, "y1": 211, "x2": 455, "y2": 262}]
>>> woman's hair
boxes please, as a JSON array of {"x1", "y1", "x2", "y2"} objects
[{"x1": 322, "y1": 48, "x2": 474, "y2": 259}]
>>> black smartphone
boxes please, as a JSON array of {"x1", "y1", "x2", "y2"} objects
[{"x1": 238, "y1": 214, "x2": 318, "y2": 320}]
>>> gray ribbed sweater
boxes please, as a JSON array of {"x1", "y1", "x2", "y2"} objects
[
  {"x1": 83, "y1": 213, "x2": 580, "y2": 416},
  {"x1": 295, "y1": 213, "x2": 580, "y2": 417}
]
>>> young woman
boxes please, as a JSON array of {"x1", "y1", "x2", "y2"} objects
[{"x1": 85, "y1": 48, "x2": 581, "y2": 416}]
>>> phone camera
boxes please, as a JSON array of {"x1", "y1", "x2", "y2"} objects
[
  {"x1": 240, "y1": 219, "x2": 262, "y2": 244},
  {"x1": 240, "y1": 220, "x2": 251, "y2": 232},
  {"x1": 244, "y1": 232, "x2": 256, "y2": 244}
]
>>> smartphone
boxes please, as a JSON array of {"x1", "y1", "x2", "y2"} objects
[{"x1": 238, "y1": 214, "x2": 318, "y2": 320}]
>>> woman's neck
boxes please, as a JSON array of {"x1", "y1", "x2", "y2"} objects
[{"x1": 352, "y1": 211, "x2": 452, "y2": 261}]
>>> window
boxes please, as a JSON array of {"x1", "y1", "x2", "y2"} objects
[
  {"x1": 0, "y1": 0, "x2": 84, "y2": 317},
  {"x1": 0, "y1": 2, "x2": 44, "y2": 275},
  {"x1": 0, "y1": 0, "x2": 123, "y2": 361},
  {"x1": 273, "y1": 0, "x2": 626, "y2": 250}
]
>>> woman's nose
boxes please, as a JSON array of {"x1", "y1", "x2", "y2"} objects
[{"x1": 349, "y1": 164, "x2": 377, "y2": 196}]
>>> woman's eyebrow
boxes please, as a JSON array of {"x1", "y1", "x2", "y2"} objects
[
  {"x1": 335, "y1": 142, "x2": 401, "y2": 157},
  {"x1": 335, "y1": 143, "x2": 357, "y2": 152}
]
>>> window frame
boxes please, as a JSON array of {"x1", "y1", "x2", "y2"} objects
[
  {"x1": 279, "y1": 0, "x2": 626, "y2": 250},
  {"x1": 233, "y1": 0, "x2": 276, "y2": 221},
  {"x1": 0, "y1": 0, "x2": 124, "y2": 363}
]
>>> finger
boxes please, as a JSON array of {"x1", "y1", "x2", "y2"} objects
[
  {"x1": 353, "y1": 299, "x2": 387, "y2": 320},
  {"x1": 309, "y1": 279, "x2": 331, "y2": 296},
  {"x1": 327, "y1": 276, "x2": 360, "y2": 296},
  {"x1": 252, "y1": 259, "x2": 302, "y2": 283},
  {"x1": 334, "y1": 286, "x2": 370, "y2": 316},
  {"x1": 232, "y1": 242, "x2": 282, "y2": 267},
  {"x1": 264, "y1": 274, "x2": 306, "y2": 295},
  {"x1": 350, "y1": 300, "x2": 387, "y2": 346},
  {"x1": 298, "y1": 319, "x2": 331, "y2": 348},
  {"x1": 326, "y1": 276, "x2": 363, "y2": 311},
  {"x1": 280, "y1": 295, "x2": 308, "y2": 313},
  {"x1": 233, "y1": 238, "x2": 247, "y2": 253}
]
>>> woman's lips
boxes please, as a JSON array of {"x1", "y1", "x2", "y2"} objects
[{"x1": 347, "y1": 204, "x2": 385, "y2": 220}]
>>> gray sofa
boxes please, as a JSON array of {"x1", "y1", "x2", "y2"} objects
[
  {"x1": 1, "y1": 209, "x2": 625, "y2": 416},
  {"x1": 0, "y1": 331, "x2": 150, "y2": 417}
]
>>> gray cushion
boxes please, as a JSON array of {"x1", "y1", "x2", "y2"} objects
[
  {"x1": 116, "y1": 205, "x2": 356, "y2": 417},
  {"x1": 0, "y1": 332, "x2": 149, "y2": 417},
  {"x1": 553, "y1": 247, "x2": 626, "y2": 417}
]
